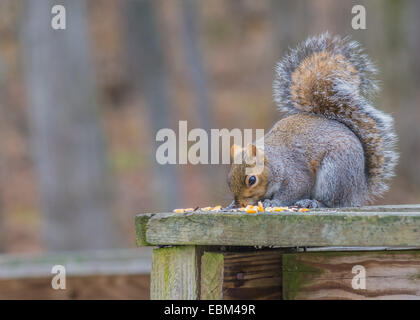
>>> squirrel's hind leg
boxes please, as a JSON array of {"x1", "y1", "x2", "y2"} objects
[
  {"x1": 262, "y1": 198, "x2": 289, "y2": 208},
  {"x1": 312, "y1": 141, "x2": 367, "y2": 208},
  {"x1": 294, "y1": 199, "x2": 325, "y2": 208}
]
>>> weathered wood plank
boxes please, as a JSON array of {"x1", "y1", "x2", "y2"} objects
[
  {"x1": 201, "y1": 250, "x2": 283, "y2": 300},
  {"x1": 304, "y1": 246, "x2": 420, "y2": 251},
  {"x1": 283, "y1": 250, "x2": 420, "y2": 300},
  {"x1": 312, "y1": 204, "x2": 420, "y2": 212},
  {"x1": 200, "y1": 252, "x2": 224, "y2": 300},
  {"x1": 0, "y1": 274, "x2": 150, "y2": 300},
  {"x1": 135, "y1": 213, "x2": 155, "y2": 246},
  {"x1": 0, "y1": 248, "x2": 152, "y2": 278},
  {"x1": 136, "y1": 210, "x2": 420, "y2": 247},
  {"x1": 0, "y1": 249, "x2": 152, "y2": 299},
  {"x1": 150, "y1": 246, "x2": 202, "y2": 300}
]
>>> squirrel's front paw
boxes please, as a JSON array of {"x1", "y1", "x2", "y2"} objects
[
  {"x1": 294, "y1": 199, "x2": 325, "y2": 208},
  {"x1": 225, "y1": 201, "x2": 236, "y2": 210},
  {"x1": 262, "y1": 199, "x2": 285, "y2": 207}
]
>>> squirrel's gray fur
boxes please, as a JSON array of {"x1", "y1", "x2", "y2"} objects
[
  {"x1": 272, "y1": 33, "x2": 398, "y2": 203},
  {"x1": 227, "y1": 33, "x2": 398, "y2": 208}
]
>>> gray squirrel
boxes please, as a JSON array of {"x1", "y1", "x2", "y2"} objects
[{"x1": 228, "y1": 33, "x2": 398, "y2": 208}]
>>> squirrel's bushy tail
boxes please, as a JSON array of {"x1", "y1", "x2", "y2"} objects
[{"x1": 273, "y1": 33, "x2": 398, "y2": 201}]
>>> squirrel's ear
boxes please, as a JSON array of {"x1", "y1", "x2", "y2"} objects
[
  {"x1": 246, "y1": 144, "x2": 257, "y2": 158},
  {"x1": 230, "y1": 144, "x2": 243, "y2": 160}
]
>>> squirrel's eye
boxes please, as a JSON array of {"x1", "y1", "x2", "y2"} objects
[{"x1": 247, "y1": 175, "x2": 257, "y2": 187}]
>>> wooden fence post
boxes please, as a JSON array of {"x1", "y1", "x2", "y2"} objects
[{"x1": 151, "y1": 245, "x2": 202, "y2": 300}]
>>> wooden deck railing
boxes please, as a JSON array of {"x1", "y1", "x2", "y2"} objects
[
  {"x1": 136, "y1": 204, "x2": 420, "y2": 300},
  {"x1": 0, "y1": 249, "x2": 152, "y2": 299}
]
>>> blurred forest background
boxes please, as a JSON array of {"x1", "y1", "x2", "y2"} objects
[{"x1": 0, "y1": 0, "x2": 419, "y2": 253}]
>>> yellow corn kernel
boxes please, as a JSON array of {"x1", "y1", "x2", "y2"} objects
[
  {"x1": 201, "y1": 206, "x2": 212, "y2": 211},
  {"x1": 246, "y1": 206, "x2": 258, "y2": 214},
  {"x1": 173, "y1": 209, "x2": 184, "y2": 213},
  {"x1": 273, "y1": 207, "x2": 285, "y2": 212},
  {"x1": 265, "y1": 207, "x2": 273, "y2": 212},
  {"x1": 212, "y1": 205, "x2": 222, "y2": 211},
  {"x1": 299, "y1": 208, "x2": 309, "y2": 212},
  {"x1": 257, "y1": 201, "x2": 264, "y2": 212}
]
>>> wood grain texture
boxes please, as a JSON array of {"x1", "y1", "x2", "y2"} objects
[
  {"x1": 136, "y1": 209, "x2": 420, "y2": 247},
  {"x1": 201, "y1": 250, "x2": 283, "y2": 300},
  {"x1": 312, "y1": 204, "x2": 420, "y2": 212},
  {"x1": 135, "y1": 214, "x2": 154, "y2": 246},
  {"x1": 200, "y1": 252, "x2": 224, "y2": 300},
  {"x1": 150, "y1": 246, "x2": 202, "y2": 300},
  {"x1": 283, "y1": 250, "x2": 420, "y2": 300}
]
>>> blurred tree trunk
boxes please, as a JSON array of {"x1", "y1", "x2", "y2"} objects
[
  {"x1": 125, "y1": 0, "x2": 180, "y2": 210},
  {"x1": 0, "y1": 56, "x2": 5, "y2": 252},
  {"x1": 270, "y1": 0, "x2": 300, "y2": 53},
  {"x1": 21, "y1": 0, "x2": 122, "y2": 251},
  {"x1": 180, "y1": 0, "x2": 215, "y2": 184},
  {"x1": 180, "y1": 0, "x2": 212, "y2": 135},
  {"x1": 403, "y1": 0, "x2": 420, "y2": 187}
]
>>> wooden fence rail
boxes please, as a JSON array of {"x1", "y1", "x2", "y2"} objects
[
  {"x1": 135, "y1": 204, "x2": 420, "y2": 300},
  {"x1": 0, "y1": 249, "x2": 152, "y2": 299}
]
